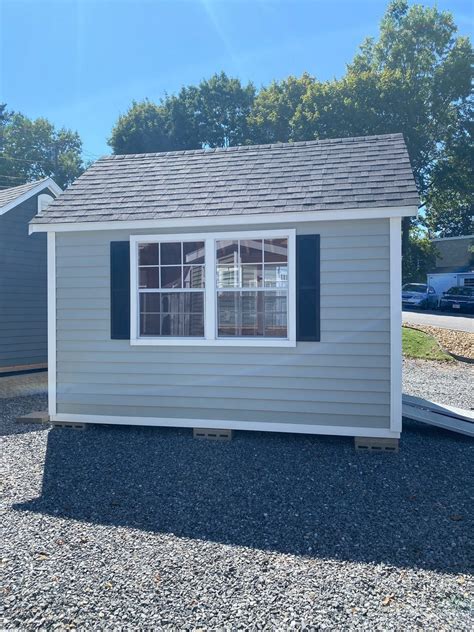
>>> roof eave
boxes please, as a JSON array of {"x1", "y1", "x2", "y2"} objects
[{"x1": 29, "y1": 204, "x2": 419, "y2": 234}]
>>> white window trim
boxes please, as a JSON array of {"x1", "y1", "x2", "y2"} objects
[{"x1": 130, "y1": 230, "x2": 296, "y2": 347}]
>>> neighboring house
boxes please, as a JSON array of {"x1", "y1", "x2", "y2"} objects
[
  {"x1": 30, "y1": 134, "x2": 419, "y2": 442},
  {"x1": 428, "y1": 235, "x2": 474, "y2": 295},
  {"x1": 0, "y1": 178, "x2": 62, "y2": 372}
]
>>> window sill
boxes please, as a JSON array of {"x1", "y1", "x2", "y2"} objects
[{"x1": 130, "y1": 337, "x2": 297, "y2": 348}]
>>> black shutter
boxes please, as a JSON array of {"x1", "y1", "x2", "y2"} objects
[
  {"x1": 110, "y1": 241, "x2": 131, "y2": 340},
  {"x1": 296, "y1": 234, "x2": 320, "y2": 342}
]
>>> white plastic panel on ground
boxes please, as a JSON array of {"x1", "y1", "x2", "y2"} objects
[{"x1": 403, "y1": 394, "x2": 474, "y2": 437}]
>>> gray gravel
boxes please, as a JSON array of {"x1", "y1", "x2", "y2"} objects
[
  {"x1": 1, "y1": 390, "x2": 473, "y2": 630},
  {"x1": 403, "y1": 358, "x2": 474, "y2": 410}
]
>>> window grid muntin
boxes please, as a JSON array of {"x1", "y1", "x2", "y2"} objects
[
  {"x1": 138, "y1": 239, "x2": 205, "y2": 338},
  {"x1": 132, "y1": 231, "x2": 295, "y2": 345}
]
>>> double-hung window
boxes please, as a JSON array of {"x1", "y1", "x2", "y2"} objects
[
  {"x1": 130, "y1": 230, "x2": 295, "y2": 346},
  {"x1": 138, "y1": 240, "x2": 205, "y2": 337},
  {"x1": 216, "y1": 238, "x2": 289, "y2": 338}
]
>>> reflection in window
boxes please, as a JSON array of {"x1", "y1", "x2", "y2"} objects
[
  {"x1": 138, "y1": 241, "x2": 205, "y2": 337},
  {"x1": 216, "y1": 238, "x2": 288, "y2": 338}
]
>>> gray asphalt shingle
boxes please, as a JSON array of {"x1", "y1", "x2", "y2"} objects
[
  {"x1": 31, "y1": 134, "x2": 419, "y2": 226},
  {"x1": 0, "y1": 178, "x2": 49, "y2": 209}
]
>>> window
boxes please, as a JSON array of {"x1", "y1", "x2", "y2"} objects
[
  {"x1": 138, "y1": 240, "x2": 205, "y2": 337},
  {"x1": 216, "y1": 238, "x2": 288, "y2": 337},
  {"x1": 130, "y1": 230, "x2": 295, "y2": 346}
]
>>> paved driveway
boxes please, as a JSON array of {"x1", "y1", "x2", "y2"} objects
[{"x1": 402, "y1": 309, "x2": 473, "y2": 332}]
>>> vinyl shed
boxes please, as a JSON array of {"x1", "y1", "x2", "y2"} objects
[
  {"x1": 30, "y1": 134, "x2": 419, "y2": 441},
  {"x1": 0, "y1": 177, "x2": 61, "y2": 372}
]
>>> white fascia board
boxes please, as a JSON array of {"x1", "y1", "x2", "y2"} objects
[
  {"x1": 0, "y1": 177, "x2": 62, "y2": 216},
  {"x1": 29, "y1": 205, "x2": 418, "y2": 234}
]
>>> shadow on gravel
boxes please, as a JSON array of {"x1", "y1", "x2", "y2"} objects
[{"x1": 15, "y1": 420, "x2": 473, "y2": 574}]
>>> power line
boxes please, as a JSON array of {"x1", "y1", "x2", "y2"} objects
[
  {"x1": 0, "y1": 173, "x2": 31, "y2": 180},
  {"x1": 0, "y1": 153, "x2": 51, "y2": 168}
]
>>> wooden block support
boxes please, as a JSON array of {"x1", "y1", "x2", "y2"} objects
[
  {"x1": 354, "y1": 437, "x2": 399, "y2": 452},
  {"x1": 16, "y1": 411, "x2": 49, "y2": 425},
  {"x1": 193, "y1": 427, "x2": 233, "y2": 441}
]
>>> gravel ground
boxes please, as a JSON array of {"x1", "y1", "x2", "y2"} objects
[
  {"x1": 403, "y1": 358, "x2": 474, "y2": 410},
  {"x1": 1, "y1": 391, "x2": 473, "y2": 630}
]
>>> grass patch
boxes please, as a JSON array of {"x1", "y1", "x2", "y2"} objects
[{"x1": 402, "y1": 326, "x2": 453, "y2": 362}]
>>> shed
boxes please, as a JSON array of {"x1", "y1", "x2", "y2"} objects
[
  {"x1": 30, "y1": 134, "x2": 419, "y2": 441},
  {"x1": 0, "y1": 177, "x2": 61, "y2": 372}
]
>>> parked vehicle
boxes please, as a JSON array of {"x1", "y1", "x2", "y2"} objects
[
  {"x1": 402, "y1": 283, "x2": 438, "y2": 310},
  {"x1": 439, "y1": 286, "x2": 474, "y2": 314}
]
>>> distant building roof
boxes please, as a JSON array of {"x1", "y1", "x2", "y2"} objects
[
  {"x1": 432, "y1": 234, "x2": 474, "y2": 242},
  {"x1": 0, "y1": 177, "x2": 61, "y2": 215},
  {"x1": 431, "y1": 234, "x2": 474, "y2": 274},
  {"x1": 31, "y1": 133, "x2": 419, "y2": 226}
]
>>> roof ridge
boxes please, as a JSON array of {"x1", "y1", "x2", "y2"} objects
[{"x1": 103, "y1": 133, "x2": 405, "y2": 161}]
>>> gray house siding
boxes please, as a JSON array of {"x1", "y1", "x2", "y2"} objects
[
  {"x1": 54, "y1": 218, "x2": 393, "y2": 433},
  {"x1": 0, "y1": 190, "x2": 51, "y2": 369}
]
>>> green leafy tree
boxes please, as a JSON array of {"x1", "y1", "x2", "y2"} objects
[
  {"x1": 425, "y1": 104, "x2": 473, "y2": 237},
  {"x1": 0, "y1": 108, "x2": 84, "y2": 189},
  {"x1": 109, "y1": 72, "x2": 255, "y2": 153},
  {"x1": 109, "y1": 100, "x2": 176, "y2": 154},
  {"x1": 248, "y1": 73, "x2": 316, "y2": 144},
  {"x1": 292, "y1": 0, "x2": 473, "y2": 255},
  {"x1": 193, "y1": 72, "x2": 255, "y2": 147},
  {"x1": 402, "y1": 228, "x2": 437, "y2": 282}
]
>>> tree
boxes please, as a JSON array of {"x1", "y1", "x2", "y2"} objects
[
  {"x1": 0, "y1": 107, "x2": 84, "y2": 189},
  {"x1": 292, "y1": 1, "x2": 473, "y2": 248},
  {"x1": 193, "y1": 72, "x2": 255, "y2": 147},
  {"x1": 248, "y1": 73, "x2": 316, "y2": 144},
  {"x1": 425, "y1": 104, "x2": 473, "y2": 237},
  {"x1": 109, "y1": 73, "x2": 255, "y2": 153},
  {"x1": 109, "y1": 100, "x2": 175, "y2": 155},
  {"x1": 402, "y1": 228, "x2": 437, "y2": 282}
]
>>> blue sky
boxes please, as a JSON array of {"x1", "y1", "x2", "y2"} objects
[{"x1": 1, "y1": 0, "x2": 472, "y2": 159}]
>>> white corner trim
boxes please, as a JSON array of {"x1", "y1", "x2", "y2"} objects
[
  {"x1": 1, "y1": 177, "x2": 62, "y2": 216},
  {"x1": 29, "y1": 205, "x2": 418, "y2": 234},
  {"x1": 47, "y1": 232, "x2": 57, "y2": 417},
  {"x1": 49, "y1": 413, "x2": 401, "y2": 439},
  {"x1": 389, "y1": 217, "x2": 402, "y2": 433},
  {"x1": 129, "y1": 229, "x2": 296, "y2": 347}
]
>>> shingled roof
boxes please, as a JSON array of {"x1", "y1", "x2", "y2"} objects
[
  {"x1": 0, "y1": 177, "x2": 62, "y2": 216},
  {"x1": 0, "y1": 179, "x2": 47, "y2": 209},
  {"x1": 31, "y1": 134, "x2": 419, "y2": 226}
]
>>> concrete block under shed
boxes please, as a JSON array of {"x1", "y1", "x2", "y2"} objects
[
  {"x1": 51, "y1": 420, "x2": 87, "y2": 430},
  {"x1": 193, "y1": 428, "x2": 233, "y2": 441},
  {"x1": 354, "y1": 437, "x2": 399, "y2": 452}
]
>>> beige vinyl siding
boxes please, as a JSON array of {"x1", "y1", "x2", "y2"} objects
[{"x1": 55, "y1": 218, "x2": 392, "y2": 431}]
